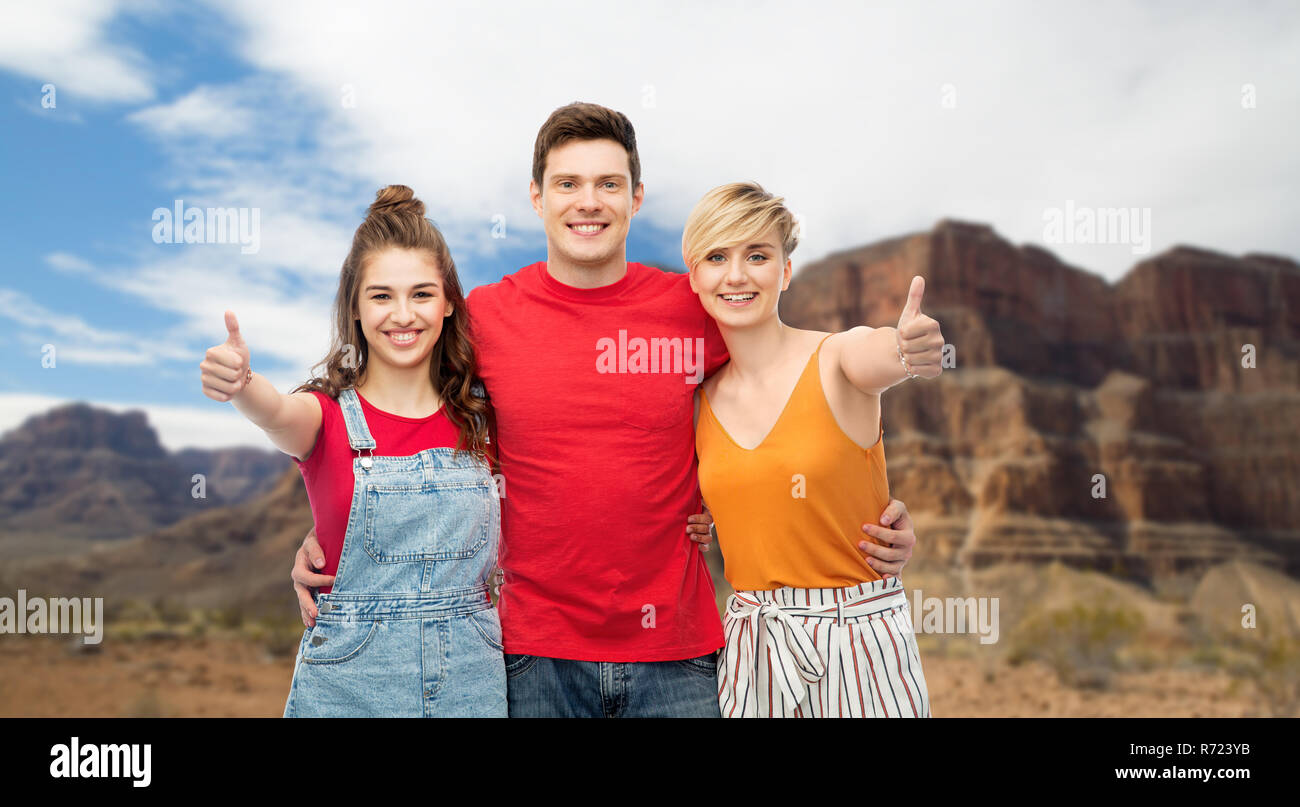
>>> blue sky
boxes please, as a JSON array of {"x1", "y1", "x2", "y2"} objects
[{"x1": 1, "y1": 0, "x2": 1296, "y2": 449}]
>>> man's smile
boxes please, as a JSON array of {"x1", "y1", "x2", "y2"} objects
[{"x1": 567, "y1": 221, "x2": 609, "y2": 236}]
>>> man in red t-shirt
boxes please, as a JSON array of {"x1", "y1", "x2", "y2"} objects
[{"x1": 291, "y1": 103, "x2": 921, "y2": 717}]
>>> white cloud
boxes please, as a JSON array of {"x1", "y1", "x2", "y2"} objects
[
  {"x1": 34, "y1": 72, "x2": 379, "y2": 388},
  {"x1": 114, "y1": 254, "x2": 336, "y2": 372},
  {"x1": 0, "y1": 286, "x2": 192, "y2": 366},
  {"x1": 45, "y1": 252, "x2": 94, "y2": 274},
  {"x1": 0, "y1": 0, "x2": 156, "y2": 103},
  {"x1": 197, "y1": 0, "x2": 1300, "y2": 280},
  {"x1": 0, "y1": 392, "x2": 275, "y2": 451},
  {"x1": 35, "y1": 250, "x2": 338, "y2": 376},
  {"x1": 128, "y1": 84, "x2": 255, "y2": 138},
  {"x1": 55, "y1": 347, "x2": 155, "y2": 366}
]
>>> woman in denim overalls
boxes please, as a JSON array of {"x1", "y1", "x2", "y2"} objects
[
  {"x1": 200, "y1": 184, "x2": 505, "y2": 716},
  {"x1": 281, "y1": 385, "x2": 503, "y2": 717}
]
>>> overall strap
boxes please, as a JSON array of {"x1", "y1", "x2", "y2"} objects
[{"x1": 337, "y1": 388, "x2": 377, "y2": 452}]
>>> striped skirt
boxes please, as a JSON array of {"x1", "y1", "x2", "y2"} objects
[{"x1": 717, "y1": 577, "x2": 930, "y2": 718}]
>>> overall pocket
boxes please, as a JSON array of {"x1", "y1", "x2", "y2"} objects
[
  {"x1": 363, "y1": 477, "x2": 494, "y2": 563},
  {"x1": 469, "y1": 608, "x2": 504, "y2": 653},
  {"x1": 301, "y1": 618, "x2": 380, "y2": 665}
]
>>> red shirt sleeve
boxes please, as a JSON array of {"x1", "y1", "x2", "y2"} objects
[
  {"x1": 292, "y1": 389, "x2": 334, "y2": 473},
  {"x1": 464, "y1": 286, "x2": 485, "y2": 339}
]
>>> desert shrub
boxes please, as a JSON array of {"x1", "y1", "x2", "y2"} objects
[
  {"x1": 1244, "y1": 636, "x2": 1300, "y2": 717},
  {"x1": 121, "y1": 690, "x2": 167, "y2": 718},
  {"x1": 1121, "y1": 644, "x2": 1161, "y2": 672},
  {"x1": 1007, "y1": 603, "x2": 1145, "y2": 689},
  {"x1": 152, "y1": 597, "x2": 191, "y2": 627},
  {"x1": 1183, "y1": 607, "x2": 1300, "y2": 716},
  {"x1": 211, "y1": 606, "x2": 246, "y2": 630},
  {"x1": 259, "y1": 618, "x2": 306, "y2": 659},
  {"x1": 112, "y1": 598, "x2": 156, "y2": 624},
  {"x1": 234, "y1": 614, "x2": 305, "y2": 659}
]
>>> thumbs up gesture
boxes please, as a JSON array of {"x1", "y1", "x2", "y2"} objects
[
  {"x1": 895, "y1": 276, "x2": 944, "y2": 380},
  {"x1": 200, "y1": 311, "x2": 253, "y2": 402}
]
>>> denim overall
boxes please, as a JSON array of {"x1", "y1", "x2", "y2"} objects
[{"x1": 283, "y1": 387, "x2": 505, "y2": 717}]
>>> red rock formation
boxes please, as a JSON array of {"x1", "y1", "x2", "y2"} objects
[
  {"x1": 0, "y1": 403, "x2": 286, "y2": 545},
  {"x1": 13, "y1": 464, "x2": 312, "y2": 613},
  {"x1": 780, "y1": 221, "x2": 1300, "y2": 579}
]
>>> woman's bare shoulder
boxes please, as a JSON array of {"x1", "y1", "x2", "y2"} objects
[
  {"x1": 797, "y1": 328, "x2": 839, "y2": 355},
  {"x1": 819, "y1": 326, "x2": 881, "y2": 368}
]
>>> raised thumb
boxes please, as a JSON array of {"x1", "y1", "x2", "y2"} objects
[
  {"x1": 224, "y1": 310, "x2": 245, "y2": 347},
  {"x1": 898, "y1": 275, "x2": 925, "y2": 325}
]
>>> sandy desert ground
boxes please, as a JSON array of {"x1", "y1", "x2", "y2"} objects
[
  {"x1": 5, "y1": 559, "x2": 1295, "y2": 718},
  {"x1": 0, "y1": 632, "x2": 1271, "y2": 718}
]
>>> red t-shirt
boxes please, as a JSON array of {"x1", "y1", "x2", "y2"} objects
[
  {"x1": 466, "y1": 261, "x2": 729, "y2": 662},
  {"x1": 292, "y1": 389, "x2": 461, "y2": 594}
]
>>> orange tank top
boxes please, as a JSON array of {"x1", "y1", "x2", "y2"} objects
[{"x1": 696, "y1": 334, "x2": 890, "y2": 591}]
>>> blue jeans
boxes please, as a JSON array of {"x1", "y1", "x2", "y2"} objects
[{"x1": 504, "y1": 652, "x2": 722, "y2": 717}]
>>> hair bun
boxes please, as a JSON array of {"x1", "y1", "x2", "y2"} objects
[{"x1": 368, "y1": 184, "x2": 425, "y2": 218}]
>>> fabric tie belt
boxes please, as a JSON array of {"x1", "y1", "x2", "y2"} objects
[{"x1": 721, "y1": 580, "x2": 909, "y2": 718}]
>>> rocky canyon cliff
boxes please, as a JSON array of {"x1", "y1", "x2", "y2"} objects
[{"x1": 780, "y1": 220, "x2": 1299, "y2": 580}]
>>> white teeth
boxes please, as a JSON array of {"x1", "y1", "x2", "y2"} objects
[
  {"x1": 571, "y1": 224, "x2": 604, "y2": 233},
  {"x1": 389, "y1": 331, "x2": 418, "y2": 344},
  {"x1": 721, "y1": 293, "x2": 757, "y2": 301}
]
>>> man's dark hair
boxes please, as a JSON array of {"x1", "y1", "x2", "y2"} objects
[{"x1": 532, "y1": 102, "x2": 641, "y2": 189}]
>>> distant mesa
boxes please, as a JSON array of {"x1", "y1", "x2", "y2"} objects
[{"x1": 0, "y1": 402, "x2": 286, "y2": 547}]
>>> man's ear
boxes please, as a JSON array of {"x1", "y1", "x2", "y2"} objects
[
  {"x1": 630, "y1": 181, "x2": 645, "y2": 217},
  {"x1": 529, "y1": 180, "x2": 544, "y2": 219}
]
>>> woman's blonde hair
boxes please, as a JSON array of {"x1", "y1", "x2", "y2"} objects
[{"x1": 681, "y1": 182, "x2": 801, "y2": 271}]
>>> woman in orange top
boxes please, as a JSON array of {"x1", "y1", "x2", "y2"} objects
[{"x1": 684, "y1": 182, "x2": 945, "y2": 718}]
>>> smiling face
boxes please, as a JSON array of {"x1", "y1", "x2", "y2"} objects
[
  {"x1": 353, "y1": 247, "x2": 452, "y2": 372},
  {"x1": 529, "y1": 138, "x2": 643, "y2": 272},
  {"x1": 688, "y1": 224, "x2": 792, "y2": 329}
]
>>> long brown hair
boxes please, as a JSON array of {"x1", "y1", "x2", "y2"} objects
[{"x1": 294, "y1": 185, "x2": 490, "y2": 461}]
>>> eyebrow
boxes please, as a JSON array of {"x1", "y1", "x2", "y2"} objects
[
  {"x1": 715, "y1": 242, "x2": 776, "y2": 252},
  {"x1": 551, "y1": 174, "x2": 627, "y2": 182},
  {"x1": 364, "y1": 282, "x2": 440, "y2": 291}
]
